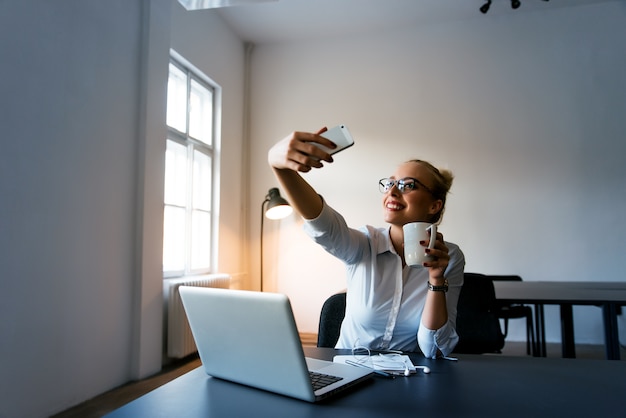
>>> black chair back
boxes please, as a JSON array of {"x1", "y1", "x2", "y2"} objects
[
  {"x1": 317, "y1": 292, "x2": 346, "y2": 348},
  {"x1": 454, "y1": 273, "x2": 505, "y2": 354}
]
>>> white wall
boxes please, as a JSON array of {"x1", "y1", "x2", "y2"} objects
[
  {"x1": 249, "y1": 3, "x2": 626, "y2": 344},
  {"x1": 0, "y1": 1, "x2": 247, "y2": 417}
]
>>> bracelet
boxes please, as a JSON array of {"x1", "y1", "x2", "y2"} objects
[{"x1": 428, "y1": 279, "x2": 449, "y2": 293}]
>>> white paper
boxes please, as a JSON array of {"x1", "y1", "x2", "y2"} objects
[{"x1": 334, "y1": 354, "x2": 417, "y2": 374}]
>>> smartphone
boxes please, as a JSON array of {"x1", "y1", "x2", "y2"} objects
[{"x1": 317, "y1": 124, "x2": 355, "y2": 155}]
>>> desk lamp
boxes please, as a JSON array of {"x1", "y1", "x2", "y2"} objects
[{"x1": 260, "y1": 188, "x2": 292, "y2": 291}]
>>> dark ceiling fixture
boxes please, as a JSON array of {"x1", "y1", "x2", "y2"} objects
[
  {"x1": 480, "y1": 0, "x2": 549, "y2": 14},
  {"x1": 480, "y1": 0, "x2": 492, "y2": 14}
]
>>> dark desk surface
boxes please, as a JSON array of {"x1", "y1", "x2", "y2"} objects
[{"x1": 106, "y1": 347, "x2": 626, "y2": 418}]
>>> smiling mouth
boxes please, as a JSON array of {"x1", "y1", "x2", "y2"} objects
[{"x1": 386, "y1": 201, "x2": 405, "y2": 211}]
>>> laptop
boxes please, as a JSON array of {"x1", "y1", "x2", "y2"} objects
[{"x1": 178, "y1": 286, "x2": 373, "y2": 402}]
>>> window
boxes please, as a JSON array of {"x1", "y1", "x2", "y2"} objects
[{"x1": 163, "y1": 53, "x2": 218, "y2": 277}]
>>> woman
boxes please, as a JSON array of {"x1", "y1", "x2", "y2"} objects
[{"x1": 268, "y1": 127, "x2": 465, "y2": 358}]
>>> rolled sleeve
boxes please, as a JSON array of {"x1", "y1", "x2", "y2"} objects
[{"x1": 418, "y1": 321, "x2": 459, "y2": 359}]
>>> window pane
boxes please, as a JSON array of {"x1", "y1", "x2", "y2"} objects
[
  {"x1": 164, "y1": 140, "x2": 188, "y2": 206},
  {"x1": 163, "y1": 205, "x2": 186, "y2": 272},
  {"x1": 193, "y1": 150, "x2": 212, "y2": 211},
  {"x1": 189, "y1": 79, "x2": 213, "y2": 145},
  {"x1": 166, "y1": 63, "x2": 187, "y2": 133},
  {"x1": 191, "y1": 210, "x2": 211, "y2": 270}
]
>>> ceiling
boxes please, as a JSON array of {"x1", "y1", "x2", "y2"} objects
[{"x1": 207, "y1": 0, "x2": 616, "y2": 44}]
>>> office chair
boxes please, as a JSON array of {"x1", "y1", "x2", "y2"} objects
[
  {"x1": 318, "y1": 277, "x2": 507, "y2": 355},
  {"x1": 317, "y1": 292, "x2": 346, "y2": 348},
  {"x1": 453, "y1": 273, "x2": 505, "y2": 354},
  {"x1": 489, "y1": 274, "x2": 535, "y2": 356}
]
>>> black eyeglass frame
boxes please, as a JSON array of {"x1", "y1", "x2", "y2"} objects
[{"x1": 378, "y1": 177, "x2": 434, "y2": 195}]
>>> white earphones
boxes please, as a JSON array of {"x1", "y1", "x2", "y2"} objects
[
  {"x1": 379, "y1": 353, "x2": 431, "y2": 376},
  {"x1": 402, "y1": 364, "x2": 430, "y2": 375},
  {"x1": 415, "y1": 365, "x2": 431, "y2": 374}
]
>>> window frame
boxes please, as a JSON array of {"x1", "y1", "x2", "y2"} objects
[{"x1": 163, "y1": 50, "x2": 221, "y2": 278}]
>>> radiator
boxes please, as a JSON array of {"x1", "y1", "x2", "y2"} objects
[{"x1": 164, "y1": 274, "x2": 231, "y2": 358}]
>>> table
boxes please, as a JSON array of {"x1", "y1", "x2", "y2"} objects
[
  {"x1": 493, "y1": 281, "x2": 626, "y2": 359},
  {"x1": 106, "y1": 347, "x2": 626, "y2": 418}
]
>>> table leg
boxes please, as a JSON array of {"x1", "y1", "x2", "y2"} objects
[
  {"x1": 602, "y1": 303, "x2": 620, "y2": 360},
  {"x1": 560, "y1": 304, "x2": 575, "y2": 358},
  {"x1": 534, "y1": 304, "x2": 546, "y2": 357}
]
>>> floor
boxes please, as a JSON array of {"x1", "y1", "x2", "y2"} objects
[
  {"x1": 51, "y1": 354, "x2": 203, "y2": 418},
  {"x1": 53, "y1": 341, "x2": 626, "y2": 418}
]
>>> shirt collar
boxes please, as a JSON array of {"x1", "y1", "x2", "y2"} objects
[{"x1": 376, "y1": 226, "x2": 398, "y2": 256}]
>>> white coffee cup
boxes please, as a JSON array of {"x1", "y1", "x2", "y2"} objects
[{"x1": 403, "y1": 222, "x2": 438, "y2": 267}]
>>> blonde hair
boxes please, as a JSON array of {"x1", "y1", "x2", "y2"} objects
[{"x1": 407, "y1": 159, "x2": 454, "y2": 224}]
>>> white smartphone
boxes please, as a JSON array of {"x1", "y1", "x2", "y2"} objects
[{"x1": 317, "y1": 124, "x2": 355, "y2": 155}]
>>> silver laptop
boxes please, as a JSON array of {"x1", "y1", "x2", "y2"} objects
[{"x1": 178, "y1": 286, "x2": 373, "y2": 402}]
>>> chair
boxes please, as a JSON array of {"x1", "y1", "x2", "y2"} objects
[
  {"x1": 317, "y1": 292, "x2": 346, "y2": 348},
  {"x1": 318, "y1": 278, "x2": 507, "y2": 355},
  {"x1": 453, "y1": 273, "x2": 505, "y2": 354},
  {"x1": 489, "y1": 275, "x2": 535, "y2": 356}
]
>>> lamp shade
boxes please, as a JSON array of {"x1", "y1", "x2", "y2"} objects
[{"x1": 264, "y1": 188, "x2": 293, "y2": 220}]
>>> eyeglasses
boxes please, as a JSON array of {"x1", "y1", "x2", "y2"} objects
[{"x1": 378, "y1": 177, "x2": 433, "y2": 195}]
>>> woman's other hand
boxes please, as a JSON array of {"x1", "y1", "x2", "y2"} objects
[{"x1": 423, "y1": 231, "x2": 450, "y2": 283}]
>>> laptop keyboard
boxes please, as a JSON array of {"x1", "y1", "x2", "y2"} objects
[{"x1": 309, "y1": 371, "x2": 343, "y2": 391}]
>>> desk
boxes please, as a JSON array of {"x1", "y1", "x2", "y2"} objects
[
  {"x1": 106, "y1": 347, "x2": 626, "y2": 418},
  {"x1": 494, "y1": 281, "x2": 626, "y2": 360}
]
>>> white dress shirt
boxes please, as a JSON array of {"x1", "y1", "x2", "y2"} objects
[{"x1": 303, "y1": 200, "x2": 465, "y2": 358}]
